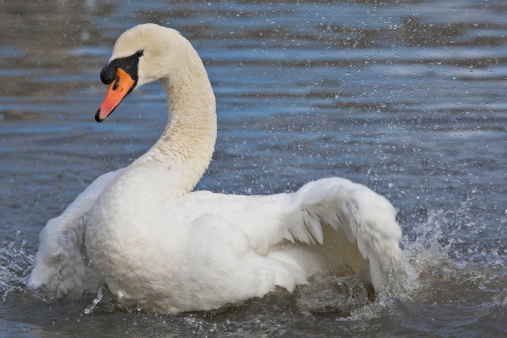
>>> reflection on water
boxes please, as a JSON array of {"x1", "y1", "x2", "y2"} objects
[{"x1": 0, "y1": 0, "x2": 506, "y2": 336}]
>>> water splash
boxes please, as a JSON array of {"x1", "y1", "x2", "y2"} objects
[
  {"x1": 401, "y1": 208, "x2": 451, "y2": 275},
  {"x1": 0, "y1": 231, "x2": 33, "y2": 301},
  {"x1": 403, "y1": 198, "x2": 504, "y2": 274},
  {"x1": 83, "y1": 285, "x2": 104, "y2": 315},
  {"x1": 399, "y1": 197, "x2": 506, "y2": 305}
]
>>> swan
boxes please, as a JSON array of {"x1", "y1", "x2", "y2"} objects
[{"x1": 29, "y1": 23, "x2": 404, "y2": 313}]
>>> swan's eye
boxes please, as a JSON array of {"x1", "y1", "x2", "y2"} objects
[{"x1": 136, "y1": 50, "x2": 144, "y2": 57}]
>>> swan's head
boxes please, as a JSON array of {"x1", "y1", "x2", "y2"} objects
[{"x1": 95, "y1": 23, "x2": 190, "y2": 122}]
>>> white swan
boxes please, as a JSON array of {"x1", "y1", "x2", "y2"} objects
[{"x1": 29, "y1": 23, "x2": 404, "y2": 313}]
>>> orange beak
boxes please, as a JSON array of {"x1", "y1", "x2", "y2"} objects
[{"x1": 95, "y1": 68, "x2": 136, "y2": 122}]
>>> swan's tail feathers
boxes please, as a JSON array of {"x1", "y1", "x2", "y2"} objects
[
  {"x1": 28, "y1": 169, "x2": 123, "y2": 297},
  {"x1": 286, "y1": 177, "x2": 405, "y2": 291}
]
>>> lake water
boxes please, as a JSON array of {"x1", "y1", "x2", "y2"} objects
[{"x1": 0, "y1": 0, "x2": 506, "y2": 336}]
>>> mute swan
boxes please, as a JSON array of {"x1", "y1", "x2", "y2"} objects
[{"x1": 29, "y1": 23, "x2": 404, "y2": 313}]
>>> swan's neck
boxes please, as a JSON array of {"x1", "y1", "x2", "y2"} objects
[{"x1": 135, "y1": 55, "x2": 217, "y2": 195}]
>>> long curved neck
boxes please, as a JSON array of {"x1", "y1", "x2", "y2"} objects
[{"x1": 136, "y1": 52, "x2": 217, "y2": 195}]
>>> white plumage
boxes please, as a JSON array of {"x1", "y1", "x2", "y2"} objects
[{"x1": 29, "y1": 24, "x2": 404, "y2": 313}]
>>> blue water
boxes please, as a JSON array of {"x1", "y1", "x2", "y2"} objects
[{"x1": 0, "y1": 0, "x2": 506, "y2": 336}]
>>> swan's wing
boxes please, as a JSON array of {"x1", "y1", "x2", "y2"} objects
[
  {"x1": 284, "y1": 177, "x2": 403, "y2": 289},
  {"x1": 29, "y1": 169, "x2": 123, "y2": 297},
  {"x1": 186, "y1": 177, "x2": 403, "y2": 290},
  {"x1": 286, "y1": 177, "x2": 401, "y2": 248}
]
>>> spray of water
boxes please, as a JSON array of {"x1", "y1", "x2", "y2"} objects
[{"x1": 0, "y1": 231, "x2": 33, "y2": 301}]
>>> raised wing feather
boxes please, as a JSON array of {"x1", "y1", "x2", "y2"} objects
[
  {"x1": 182, "y1": 177, "x2": 403, "y2": 291},
  {"x1": 284, "y1": 177, "x2": 403, "y2": 289}
]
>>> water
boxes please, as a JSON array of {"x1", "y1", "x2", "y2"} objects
[{"x1": 0, "y1": 0, "x2": 506, "y2": 336}]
